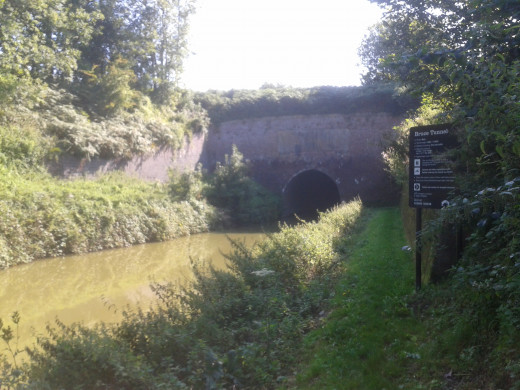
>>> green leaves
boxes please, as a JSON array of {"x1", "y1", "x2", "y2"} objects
[
  {"x1": 203, "y1": 145, "x2": 281, "y2": 226},
  {"x1": 0, "y1": 0, "x2": 101, "y2": 82},
  {"x1": 0, "y1": 0, "x2": 197, "y2": 113}
]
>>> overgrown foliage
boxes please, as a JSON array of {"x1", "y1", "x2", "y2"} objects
[
  {"x1": 194, "y1": 84, "x2": 415, "y2": 124},
  {"x1": 2, "y1": 201, "x2": 362, "y2": 388},
  {"x1": 169, "y1": 145, "x2": 281, "y2": 226},
  {"x1": 0, "y1": 0, "x2": 204, "y2": 161},
  {"x1": 364, "y1": 0, "x2": 520, "y2": 387},
  {"x1": 0, "y1": 169, "x2": 217, "y2": 268},
  {"x1": 204, "y1": 145, "x2": 281, "y2": 226},
  {"x1": 39, "y1": 87, "x2": 209, "y2": 159}
]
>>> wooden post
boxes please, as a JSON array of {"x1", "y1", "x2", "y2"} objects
[{"x1": 415, "y1": 207, "x2": 422, "y2": 291}]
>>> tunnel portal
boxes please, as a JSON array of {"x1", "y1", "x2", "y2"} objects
[{"x1": 282, "y1": 169, "x2": 341, "y2": 223}]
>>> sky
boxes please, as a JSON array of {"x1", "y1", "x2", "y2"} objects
[{"x1": 181, "y1": 0, "x2": 383, "y2": 92}]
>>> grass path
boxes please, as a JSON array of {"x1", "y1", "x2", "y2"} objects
[{"x1": 297, "y1": 207, "x2": 427, "y2": 389}]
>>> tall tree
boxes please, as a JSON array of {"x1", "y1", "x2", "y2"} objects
[
  {"x1": 362, "y1": 0, "x2": 520, "y2": 96},
  {"x1": 361, "y1": 0, "x2": 520, "y2": 178},
  {"x1": 78, "y1": 0, "x2": 196, "y2": 98},
  {"x1": 0, "y1": 0, "x2": 101, "y2": 83},
  {"x1": 127, "y1": 0, "x2": 196, "y2": 95}
]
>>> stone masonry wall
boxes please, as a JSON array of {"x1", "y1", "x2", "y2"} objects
[
  {"x1": 49, "y1": 132, "x2": 206, "y2": 181},
  {"x1": 205, "y1": 113, "x2": 403, "y2": 205},
  {"x1": 50, "y1": 112, "x2": 403, "y2": 205}
]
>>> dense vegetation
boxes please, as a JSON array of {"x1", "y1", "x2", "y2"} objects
[
  {"x1": 193, "y1": 84, "x2": 415, "y2": 124},
  {"x1": 0, "y1": 133, "x2": 283, "y2": 268},
  {"x1": 364, "y1": 0, "x2": 520, "y2": 387},
  {"x1": 0, "y1": 169, "x2": 217, "y2": 268},
  {"x1": 168, "y1": 145, "x2": 280, "y2": 226},
  {"x1": 0, "y1": 0, "x2": 283, "y2": 269},
  {"x1": 1, "y1": 0, "x2": 519, "y2": 387},
  {"x1": 1, "y1": 0, "x2": 194, "y2": 105},
  {"x1": 0, "y1": 97, "x2": 208, "y2": 268},
  {"x1": 1, "y1": 201, "x2": 363, "y2": 388},
  {"x1": 0, "y1": 0, "x2": 207, "y2": 160}
]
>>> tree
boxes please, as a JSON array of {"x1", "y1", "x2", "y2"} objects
[
  {"x1": 0, "y1": 0, "x2": 101, "y2": 83},
  {"x1": 77, "y1": 0, "x2": 196, "y2": 99},
  {"x1": 362, "y1": 0, "x2": 520, "y2": 178},
  {"x1": 134, "y1": 0, "x2": 195, "y2": 92},
  {"x1": 0, "y1": 0, "x2": 196, "y2": 108}
]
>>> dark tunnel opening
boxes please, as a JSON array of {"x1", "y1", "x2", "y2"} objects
[{"x1": 282, "y1": 169, "x2": 341, "y2": 223}]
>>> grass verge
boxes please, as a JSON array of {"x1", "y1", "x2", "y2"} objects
[
  {"x1": 0, "y1": 170, "x2": 217, "y2": 268},
  {"x1": 297, "y1": 207, "x2": 425, "y2": 389}
]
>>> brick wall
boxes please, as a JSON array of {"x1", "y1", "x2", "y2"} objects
[
  {"x1": 50, "y1": 112, "x2": 402, "y2": 205},
  {"x1": 205, "y1": 113, "x2": 403, "y2": 205},
  {"x1": 49, "y1": 132, "x2": 206, "y2": 181}
]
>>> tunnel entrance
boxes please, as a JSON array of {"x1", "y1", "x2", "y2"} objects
[{"x1": 282, "y1": 169, "x2": 341, "y2": 223}]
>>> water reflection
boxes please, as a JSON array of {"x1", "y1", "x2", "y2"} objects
[{"x1": 0, "y1": 232, "x2": 265, "y2": 349}]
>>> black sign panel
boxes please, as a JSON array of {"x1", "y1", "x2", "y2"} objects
[{"x1": 409, "y1": 124, "x2": 458, "y2": 209}]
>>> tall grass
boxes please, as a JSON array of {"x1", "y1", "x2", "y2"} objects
[{"x1": 0, "y1": 170, "x2": 217, "y2": 268}]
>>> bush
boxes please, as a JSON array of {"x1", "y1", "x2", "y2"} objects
[
  {"x1": 168, "y1": 145, "x2": 281, "y2": 227},
  {"x1": 167, "y1": 164, "x2": 206, "y2": 202},
  {"x1": 0, "y1": 121, "x2": 52, "y2": 170},
  {"x1": 204, "y1": 145, "x2": 281, "y2": 226}
]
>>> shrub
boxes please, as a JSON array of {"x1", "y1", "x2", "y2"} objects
[
  {"x1": 204, "y1": 145, "x2": 281, "y2": 226},
  {"x1": 167, "y1": 164, "x2": 206, "y2": 202},
  {"x1": 167, "y1": 145, "x2": 281, "y2": 227}
]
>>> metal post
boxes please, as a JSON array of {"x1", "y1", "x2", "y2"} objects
[{"x1": 415, "y1": 207, "x2": 422, "y2": 291}]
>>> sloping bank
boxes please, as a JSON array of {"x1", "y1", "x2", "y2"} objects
[{"x1": 0, "y1": 171, "x2": 216, "y2": 268}]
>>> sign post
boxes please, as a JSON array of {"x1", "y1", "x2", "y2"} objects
[{"x1": 408, "y1": 124, "x2": 458, "y2": 290}]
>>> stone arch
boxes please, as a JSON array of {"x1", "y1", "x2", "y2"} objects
[{"x1": 282, "y1": 169, "x2": 341, "y2": 223}]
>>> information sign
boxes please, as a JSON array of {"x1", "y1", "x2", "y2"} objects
[{"x1": 409, "y1": 124, "x2": 458, "y2": 209}]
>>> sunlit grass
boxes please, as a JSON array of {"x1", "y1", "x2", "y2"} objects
[
  {"x1": 0, "y1": 170, "x2": 216, "y2": 267},
  {"x1": 297, "y1": 208, "x2": 427, "y2": 389}
]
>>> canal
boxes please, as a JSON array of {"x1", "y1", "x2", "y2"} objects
[{"x1": 0, "y1": 231, "x2": 265, "y2": 351}]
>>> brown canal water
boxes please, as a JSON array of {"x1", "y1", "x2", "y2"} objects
[{"x1": 0, "y1": 231, "x2": 265, "y2": 351}]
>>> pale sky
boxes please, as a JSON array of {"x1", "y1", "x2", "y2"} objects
[{"x1": 181, "y1": 0, "x2": 383, "y2": 91}]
